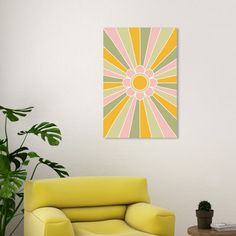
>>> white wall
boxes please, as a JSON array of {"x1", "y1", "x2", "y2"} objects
[{"x1": 1, "y1": 0, "x2": 236, "y2": 235}]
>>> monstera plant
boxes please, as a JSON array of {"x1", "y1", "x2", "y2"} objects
[{"x1": 0, "y1": 105, "x2": 69, "y2": 236}]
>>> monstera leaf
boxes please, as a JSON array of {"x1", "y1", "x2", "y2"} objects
[
  {"x1": 0, "y1": 140, "x2": 7, "y2": 160},
  {"x1": 0, "y1": 169, "x2": 27, "y2": 198},
  {"x1": 0, "y1": 195, "x2": 16, "y2": 225},
  {"x1": 0, "y1": 155, "x2": 10, "y2": 173},
  {"x1": 5, "y1": 196, "x2": 16, "y2": 224},
  {"x1": 0, "y1": 106, "x2": 33, "y2": 122},
  {"x1": 0, "y1": 139, "x2": 6, "y2": 146},
  {"x1": 18, "y1": 122, "x2": 61, "y2": 146},
  {"x1": 38, "y1": 158, "x2": 69, "y2": 177},
  {"x1": 0, "y1": 150, "x2": 25, "y2": 199},
  {"x1": 27, "y1": 151, "x2": 40, "y2": 158},
  {"x1": 8, "y1": 147, "x2": 29, "y2": 170}
]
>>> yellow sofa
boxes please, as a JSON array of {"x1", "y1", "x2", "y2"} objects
[{"x1": 24, "y1": 176, "x2": 175, "y2": 236}]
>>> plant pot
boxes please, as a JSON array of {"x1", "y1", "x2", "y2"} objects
[{"x1": 196, "y1": 210, "x2": 214, "y2": 229}]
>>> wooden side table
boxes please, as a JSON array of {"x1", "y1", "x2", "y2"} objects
[{"x1": 188, "y1": 226, "x2": 236, "y2": 236}]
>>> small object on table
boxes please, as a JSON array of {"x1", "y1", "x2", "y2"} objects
[
  {"x1": 211, "y1": 223, "x2": 236, "y2": 232},
  {"x1": 188, "y1": 226, "x2": 236, "y2": 236}
]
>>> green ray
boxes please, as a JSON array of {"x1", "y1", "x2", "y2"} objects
[
  {"x1": 158, "y1": 83, "x2": 177, "y2": 89},
  {"x1": 107, "y1": 98, "x2": 133, "y2": 138},
  {"x1": 155, "y1": 89, "x2": 177, "y2": 105},
  {"x1": 104, "y1": 86, "x2": 125, "y2": 97},
  {"x1": 147, "y1": 28, "x2": 173, "y2": 69},
  {"x1": 155, "y1": 68, "x2": 177, "y2": 79},
  {"x1": 104, "y1": 76, "x2": 123, "y2": 82},
  {"x1": 144, "y1": 99, "x2": 163, "y2": 137},
  {"x1": 141, "y1": 28, "x2": 151, "y2": 65},
  {"x1": 104, "y1": 93, "x2": 126, "y2": 117},
  {"x1": 151, "y1": 96, "x2": 177, "y2": 134},
  {"x1": 153, "y1": 48, "x2": 177, "y2": 72},
  {"x1": 117, "y1": 28, "x2": 136, "y2": 68},
  {"x1": 104, "y1": 31, "x2": 130, "y2": 69},
  {"x1": 129, "y1": 101, "x2": 140, "y2": 138},
  {"x1": 104, "y1": 61, "x2": 126, "y2": 77}
]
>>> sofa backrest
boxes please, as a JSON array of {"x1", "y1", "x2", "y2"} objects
[{"x1": 24, "y1": 176, "x2": 150, "y2": 212}]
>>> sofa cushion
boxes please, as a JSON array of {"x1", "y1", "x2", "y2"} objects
[
  {"x1": 62, "y1": 206, "x2": 126, "y2": 222},
  {"x1": 72, "y1": 219, "x2": 157, "y2": 236}
]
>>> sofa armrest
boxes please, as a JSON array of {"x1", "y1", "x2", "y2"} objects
[
  {"x1": 125, "y1": 203, "x2": 175, "y2": 236},
  {"x1": 24, "y1": 207, "x2": 74, "y2": 236}
]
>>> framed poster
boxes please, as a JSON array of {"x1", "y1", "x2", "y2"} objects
[{"x1": 103, "y1": 27, "x2": 177, "y2": 138}]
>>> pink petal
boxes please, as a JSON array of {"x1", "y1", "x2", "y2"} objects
[
  {"x1": 145, "y1": 69, "x2": 154, "y2": 78},
  {"x1": 135, "y1": 65, "x2": 145, "y2": 73},
  {"x1": 145, "y1": 88, "x2": 153, "y2": 96},
  {"x1": 126, "y1": 69, "x2": 135, "y2": 78},
  {"x1": 150, "y1": 79, "x2": 157, "y2": 87},
  {"x1": 136, "y1": 92, "x2": 144, "y2": 100},
  {"x1": 123, "y1": 79, "x2": 131, "y2": 87},
  {"x1": 126, "y1": 88, "x2": 135, "y2": 96}
]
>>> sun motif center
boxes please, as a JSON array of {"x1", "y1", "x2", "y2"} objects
[{"x1": 132, "y1": 75, "x2": 149, "y2": 91}]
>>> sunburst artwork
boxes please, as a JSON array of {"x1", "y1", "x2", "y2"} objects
[{"x1": 103, "y1": 27, "x2": 177, "y2": 138}]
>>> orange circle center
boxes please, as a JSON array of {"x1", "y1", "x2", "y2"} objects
[{"x1": 132, "y1": 75, "x2": 148, "y2": 91}]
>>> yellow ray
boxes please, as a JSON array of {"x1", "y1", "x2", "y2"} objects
[
  {"x1": 158, "y1": 76, "x2": 177, "y2": 83},
  {"x1": 151, "y1": 29, "x2": 177, "y2": 70},
  {"x1": 140, "y1": 100, "x2": 151, "y2": 138},
  {"x1": 153, "y1": 92, "x2": 177, "y2": 118},
  {"x1": 104, "y1": 82, "x2": 123, "y2": 90},
  {"x1": 129, "y1": 28, "x2": 140, "y2": 65},
  {"x1": 103, "y1": 96, "x2": 130, "y2": 137},
  {"x1": 104, "y1": 48, "x2": 127, "y2": 72}
]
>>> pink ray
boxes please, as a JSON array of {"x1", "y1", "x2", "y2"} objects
[
  {"x1": 156, "y1": 86, "x2": 177, "y2": 96},
  {"x1": 104, "y1": 89, "x2": 126, "y2": 106},
  {"x1": 154, "y1": 59, "x2": 177, "y2": 76},
  {"x1": 120, "y1": 98, "x2": 136, "y2": 138},
  {"x1": 104, "y1": 69, "x2": 125, "y2": 80},
  {"x1": 104, "y1": 28, "x2": 134, "y2": 69},
  {"x1": 147, "y1": 97, "x2": 176, "y2": 138},
  {"x1": 143, "y1": 28, "x2": 161, "y2": 68}
]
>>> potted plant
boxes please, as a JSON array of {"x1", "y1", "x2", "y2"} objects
[
  {"x1": 0, "y1": 105, "x2": 69, "y2": 236},
  {"x1": 196, "y1": 200, "x2": 214, "y2": 229}
]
